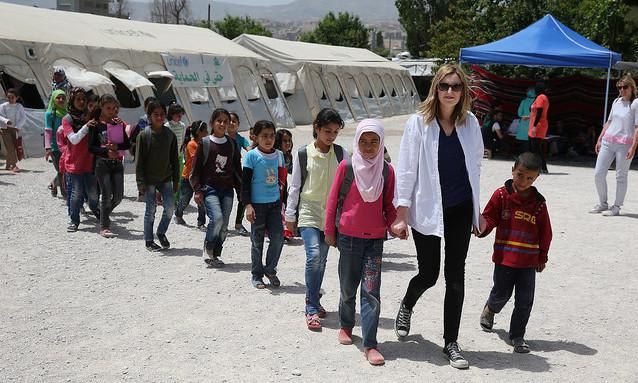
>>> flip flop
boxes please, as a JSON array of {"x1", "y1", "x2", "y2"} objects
[{"x1": 306, "y1": 313, "x2": 321, "y2": 331}]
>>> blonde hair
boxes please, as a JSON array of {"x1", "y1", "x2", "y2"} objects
[
  {"x1": 418, "y1": 63, "x2": 471, "y2": 126},
  {"x1": 617, "y1": 74, "x2": 636, "y2": 102}
]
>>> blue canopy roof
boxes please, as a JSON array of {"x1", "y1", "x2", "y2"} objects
[{"x1": 460, "y1": 14, "x2": 621, "y2": 68}]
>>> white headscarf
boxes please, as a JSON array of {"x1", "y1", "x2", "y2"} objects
[{"x1": 352, "y1": 119, "x2": 385, "y2": 202}]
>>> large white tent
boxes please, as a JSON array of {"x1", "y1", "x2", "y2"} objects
[
  {"x1": 234, "y1": 34, "x2": 420, "y2": 125},
  {"x1": 0, "y1": 3, "x2": 294, "y2": 156}
]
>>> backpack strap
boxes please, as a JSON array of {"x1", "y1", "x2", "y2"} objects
[
  {"x1": 144, "y1": 126, "x2": 152, "y2": 154},
  {"x1": 335, "y1": 160, "x2": 389, "y2": 229},
  {"x1": 334, "y1": 144, "x2": 344, "y2": 163},
  {"x1": 298, "y1": 145, "x2": 308, "y2": 192}
]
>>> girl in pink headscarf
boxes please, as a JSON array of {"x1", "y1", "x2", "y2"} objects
[{"x1": 324, "y1": 119, "x2": 397, "y2": 366}]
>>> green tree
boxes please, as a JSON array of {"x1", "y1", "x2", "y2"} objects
[
  {"x1": 395, "y1": 0, "x2": 450, "y2": 57},
  {"x1": 213, "y1": 15, "x2": 272, "y2": 40},
  {"x1": 372, "y1": 31, "x2": 390, "y2": 57},
  {"x1": 299, "y1": 12, "x2": 369, "y2": 48}
]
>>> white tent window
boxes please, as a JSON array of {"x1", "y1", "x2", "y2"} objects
[
  {"x1": 384, "y1": 74, "x2": 398, "y2": 98},
  {"x1": 1, "y1": 55, "x2": 44, "y2": 109},
  {"x1": 275, "y1": 72, "x2": 297, "y2": 95},
  {"x1": 310, "y1": 70, "x2": 328, "y2": 100},
  {"x1": 147, "y1": 70, "x2": 174, "y2": 79},
  {"x1": 394, "y1": 75, "x2": 407, "y2": 96},
  {"x1": 0, "y1": 55, "x2": 37, "y2": 84},
  {"x1": 103, "y1": 62, "x2": 154, "y2": 91},
  {"x1": 186, "y1": 87, "x2": 209, "y2": 103},
  {"x1": 326, "y1": 73, "x2": 344, "y2": 102},
  {"x1": 218, "y1": 86, "x2": 238, "y2": 102},
  {"x1": 358, "y1": 74, "x2": 374, "y2": 99},
  {"x1": 343, "y1": 75, "x2": 360, "y2": 99},
  {"x1": 260, "y1": 71, "x2": 279, "y2": 100},
  {"x1": 371, "y1": 74, "x2": 386, "y2": 98},
  {"x1": 53, "y1": 59, "x2": 114, "y2": 93},
  {"x1": 238, "y1": 67, "x2": 260, "y2": 101}
]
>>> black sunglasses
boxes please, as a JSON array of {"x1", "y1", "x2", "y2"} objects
[
  {"x1": 617, "y1": 85, "x2": 630, "y2": 90},
  {"x1": 437, "y1": 82, "x2": 463, "y2": 92}
]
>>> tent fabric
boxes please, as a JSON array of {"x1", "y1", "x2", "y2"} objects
[
  {"x1": 103, "y1": 62, "x2": 155, "y2": 91},
  {"x1": 460, "y1": 14, "x2": 621, "y2": 68},
  {"x1": 54, "y1": 60, "x2": 115, "y2": 91},
  {"x1": 234, "y1": 34, "x2": 419, "y2": 124}
]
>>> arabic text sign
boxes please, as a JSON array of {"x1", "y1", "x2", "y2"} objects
[{"x1": 161, "y1": 53, "x2": 234, "y2": 88}]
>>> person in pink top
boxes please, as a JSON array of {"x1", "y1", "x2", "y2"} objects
[{"x1": 324, "y1": 119, "x2": 396, "y2": 366}]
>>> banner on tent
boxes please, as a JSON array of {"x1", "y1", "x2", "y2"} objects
[{"x1": 161, "y1": 53, "x2": 233, "y2": 88}]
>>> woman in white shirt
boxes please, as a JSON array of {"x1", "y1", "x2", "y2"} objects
[
  {"x1": 0, "y1": 88, "x2": 26, "y2": 172},
  {"x1": 391, "y1": 63, "x2": 483, "y2": 369},
  {"x1": 590, "y1": 74, "x2": 638, "y2": 216}
]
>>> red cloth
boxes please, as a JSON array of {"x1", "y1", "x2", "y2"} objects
[
  {"x1": 62, "y1": 118, "x2": 94, "y2": 174},
  {"x1": 480, "y1": 180, "x2": 552, "y2": 268},
  {"x1": 324, "y1": 160, "x2": 397, "y2": 239},
  {"x1": 529, "y1": 94, "x2": 549, "y2": 138},
  {"x1": 56, "y1": 128, "x2": 67, "y2": 174}
]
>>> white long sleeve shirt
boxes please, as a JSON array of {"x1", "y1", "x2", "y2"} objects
[
  {"x1": 0, "y1": 102, "x2": 26, "y2": 130},
  {"x1": 394, "y1": 112, "x2": 483, "y2": 237}
]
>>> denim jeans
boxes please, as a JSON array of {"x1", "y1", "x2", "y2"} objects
[
  {"x1": 338, "y1": 234, "x2": 383, "y2": 348},
  {"x1": 67, "y1": 172, "x2": 99, "y2": 226},
  {"x1": 250, "y1": 201, "x2": 284, "y2": 278},
  {"x1": 94, "y1": 158, "x2": 124, "y2": 230},
  {"x1": 175, "y1": 178, "x2": 206, "y2": 226},
  {"x1": 486, "y1": 264, "x2": 536, "y2": 340},
  {"x1": 594, "y1": 140, "x2": 633, "y2": 206},
  {"x1": 144, "y1": 181, "x2": 175, "y2": 242},
  {"x1": 402, "y1": 199, "x2": 473, "y2": 344},
  {"x1": 202, "y1": 185, "x2": 234, "y2": 254},
  {"x1": 300, "y1": 227, "x2": 330, "y2": 315}
]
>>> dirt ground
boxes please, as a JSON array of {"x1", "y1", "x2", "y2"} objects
[{"x1": 1, "y1": 115, "x2": 637, "y2": 382}]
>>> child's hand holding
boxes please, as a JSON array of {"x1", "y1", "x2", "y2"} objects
[
  {"x1": 245, "y1": 204, "x2": 256, "y2": 223},
  {"x1": 325, "y1": 234, "x2": 336, "y2": 247},
  {"x1": 536, "y1": 264, "x2": 546, "y2": 273},
  {"x1": 194, "y1": 192, "x2": 204, "y2": 206},
  {"x1": 285, "y1": 220, "x2": 297, "y2": 233}
]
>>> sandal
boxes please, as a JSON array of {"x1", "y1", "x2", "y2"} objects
[
  {"x1": 48, "y1": 184, "x2": 57, "y2": 197},
  {"x1": 305, "y1": 313, "x2": 321, "y2": 331},
  {"x1": 318, "y1": 306, "x2": 327, "y2": 319}
]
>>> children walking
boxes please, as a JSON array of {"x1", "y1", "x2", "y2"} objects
[
  {"x1": 285, "y1": 108, "x2": 348, "y2": 330},
  {"x1": 190, "y1": 108, "x2": 242, "y2": 268},
  {"x1": 324, "y1": 119, "x2": 396, "y2": 366},
  {"x1": 88, "y1": 94, "x2": 131, "y2": 238},
  {"x1": 275, "y1": 128, "x2": 294, "y2": 240},
  {"x1": 478, "y1": 152, "x2": 553, "y2": 353},
  {"x1": 242, "y1": 120, "x2": 287, "y2": 289},
  {"x1": 0, "y1": 88, "x2": 26, "y2": 173},
  {"x1": 174, "y1": 120, "x2": 208, "y2": 230},
  {"x1": 228, "y1": 112, "x2": 252, "y2": 236},
  {"x1": 135, "y1": 101, "x2": 180, "y2": 252}
]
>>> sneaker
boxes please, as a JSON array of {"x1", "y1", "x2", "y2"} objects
[
  {"x1": 66, "y1": 222, "x2": 78, "y2": 232},
  {"x1": 265, "y1": 273, "x2": 281, "y2": 287},
  {"x1": 603, "y1": 205, "x2": 620, "y2": 216},
  {"x1": 394, "y1": 302, "x2": 413, "y2": 338},
  {"x1": 338, "y1": 328, "x2": 353, "y2": 345},
  {"x1": 589, "y1": 203, "x2": 609, "y2": 213},
  {"x1": 204, "y1": 257, "x2": 224, "y2": 268},
  {"x1": 480, "y1": 304, "x2": 494, "y2": 332},
  {"x1": 145, "y1": 241, "x2": 162, "y2": 252},
  {"x1": 157, "y1": 233, "x2": 170, "y2": 249},
  {"x1": 174, "y1": 216, "x2": 186, "y2": 225},
  {"x1": 511, "y1": 338, "x2": 530, "y2": 353},
  {"x1": 236, "y1": 225, "x2": 250, "y2": 237},
  {"x1": 443, "y1": 341, "x2": 469, "y2": 369},
  {"x1": 364, "y1": 347, "x2": 385, "y2": 366},
  {"x1": 252, "y1": 277, "x2": 266, "y2": 289},
  {"x1": 100, "y1": 229, "x2": 116, "y2": 238}
]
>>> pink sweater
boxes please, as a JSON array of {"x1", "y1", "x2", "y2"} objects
[{"x1": 325, "y1": 161, "x2": 397, "y2": 239}]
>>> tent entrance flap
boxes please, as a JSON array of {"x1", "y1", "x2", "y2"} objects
[
  {"x1": 104, "y1": 62, "x2": 154, "y2": 91},
  {"x1": 54, "y1": 59, "x2": 114, "y2": 92}
]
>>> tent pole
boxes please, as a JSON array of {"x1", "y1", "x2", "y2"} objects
[{"x1": 603, "y1": 56, "x2": 612, "y2": 124}]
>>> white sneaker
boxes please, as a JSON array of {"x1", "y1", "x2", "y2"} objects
[
  {"x1": 589, "y1": 203, "x2": 609, "y2": 213},
  {"x1": 603, "y1": 205, "x2": 620, "y2": 216}
]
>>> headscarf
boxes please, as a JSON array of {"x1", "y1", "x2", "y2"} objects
[
  {"x1": 352, "y1": 119, "x2": 385, "y2": 203},
  {"x1": 47, "y1": 89, "x2": 68, "y2": 119},
  {"x1": 67, "y1": 88, "x2": 86, "y2": 122}
]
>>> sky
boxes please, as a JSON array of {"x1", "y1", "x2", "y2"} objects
[{"x1": 217, "y1": 0, "x2": 292, "y2": 4}]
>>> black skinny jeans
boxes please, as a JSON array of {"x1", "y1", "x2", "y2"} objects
[
  {"x1": 94, "y1": 157, "x2": 124, "y2": 230},
  {"x1": 402, "y1": 199, "x2": 473, "y2": 344},
  {"x1": 528, "y1": 137, "x2": 548, "y2": 172}
]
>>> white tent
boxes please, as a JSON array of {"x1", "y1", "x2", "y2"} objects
[
  {"x1": 0, "y1": 3, "x2": 294, "y2": 157},
  {"x1": 234, "y1": 34, "x2": 420, "y2": 125}
]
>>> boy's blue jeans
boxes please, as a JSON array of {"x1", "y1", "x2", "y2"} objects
[
  {"x1": 338, "y1": 234, "x2": 383, "y2": 348},
  {"x1": 202, "y1": 186, "x2": 233, "y2": 252},
  {"x1": 299, "y1": 227, "x2": 330, "y2": 315},
  {"x1": 143, "y1": 182, "x2": 175, "y2": 242},
  {"x1": 486, "y1": 264, "x2": 536, "y2": 340},
  {"x1": 175, "y1": 178, "x2": 206, "y2": 226},
  {"x1": 67, "y1": 173, "x2": 99, "y2": 226},
  {"x1": 250, "y1": 201, "x2": 284, "y2": 278}
]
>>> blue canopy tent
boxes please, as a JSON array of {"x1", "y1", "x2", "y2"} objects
[{"x1": 460, "y1": 14, "x2": 621, "y2": 121}]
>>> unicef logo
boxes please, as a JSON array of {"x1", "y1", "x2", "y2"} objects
[{"x1": 167, "y1": 56, "x2": 189, "y2": 67}]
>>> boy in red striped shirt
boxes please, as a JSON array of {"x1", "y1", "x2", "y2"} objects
[{"x1": 477, "y1": 152, "x2": 553, "y2": 353}]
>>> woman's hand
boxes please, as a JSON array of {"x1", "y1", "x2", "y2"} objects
[
  {"x1": 595, "y1": 140, "x2": 602, "y2": 154},
  {"x1": 627, "y1": 146, "x2": 636, "y2": 160},
  {"x1": 285, "y1": 220, "x2": 297, "y2": 233},
  {"x1": 245, "y1": 204, "x2": 256, "y2": 223},
  {"x1": 44, "y1": 148, "x2": 52, "y2": 161},
  {"x1": 390, "y1": 218, "x2": 409, "y2": 240},
  {"x1": 194, "y1": 192, "x2": 203, "y2": 206},
  {"x1": 325, "y1": 234, "x2": 336, "y2": 247}
]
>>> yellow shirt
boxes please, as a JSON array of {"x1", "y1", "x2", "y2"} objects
[{"x1": 297, "y1": 144, "x2": 340, "y2": 230}]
